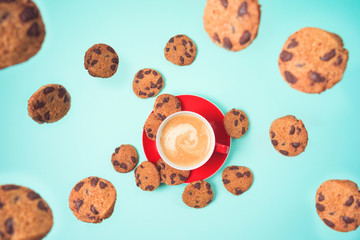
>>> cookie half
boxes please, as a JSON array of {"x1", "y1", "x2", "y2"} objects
[
  {"x1": 224, "y1": 108, "x2": 249, "y2": 138},
  {"x1": 69, "y1": 177, "x2": 117, "y2": 223},
  {"x1": 315, "y1": 180, "x2": 360, "y2": 232},
  {"x1": 0, "y1": 184, "x2": 53, "y2": 239},
  {"x1": 153, "y1": 94, "x2": 182, "y2": 121},
  {"x1": 279, "y1": 27, "x2": 348, "y2": 93},
  {"x1": 132, "y1": 68, "x2": 164, "y2": 99},
  {"x1": 182, "y1": 180, "x2": 214, "y2": 208},
  {"x1": 156, "y1": 158, "x2": 190, "y2": 185},
  {"x1": 111, "y1": 144, "x2": 139, "y2": 173},
  {"x1": 27, "y1": 84, "x2": 71, "y2": 124},
  {"x1": 164, "y1": 34, "x2": 197, "y2": 66},
  {"x1": 144, "y1": 112, "x2": 163, "y2": 141},
  {"x1": 222, "y1": 166, "x2": 253, "y2": 195},
  {"x1": 134, "y1": 161, "x2": 160, "y2": 191}
]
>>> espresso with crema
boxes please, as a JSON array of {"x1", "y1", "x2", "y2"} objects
[{"x1": 159, "y1": 114, "x2": 213, "y2": 167}]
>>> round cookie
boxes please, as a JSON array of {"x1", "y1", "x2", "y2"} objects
[
  {"x1": 269, "y1": 115, "x2": 308, "y2": 157},
  {"x1": 153, "y1": 94, "x2": 182, "y2": 121},
  {"x1": 0, "y1": 184, "x2": 53, "y2": 239},
  {"x1": 134, "y1": 161, "x2": 160, "y2": 191},
  {"x1": 69, "y1": 177, "x2": 117, "y2": 223},
  {"x1": 278, "y1": 27, "x2": 349, "y2": 93},
  {"x1": 203, "y1": 0, "x2": 261, "y2": 51},
  {"x1": 144, "y1": 112, "x2": 163, "y2": 141},
  {"x1": 315, "y1": 179, "x2": 360, "y2": 232},
  {"x1": 132, "y1": 68, "x2": 164, "y2": 99},
  {"x1": 27, "y1": 84, "x2": 71, "y2": 124},
  {"x1": 182, "y1": 180, "x2": 214, "y2": 208},
  {"x1": 84, "y1": 43, "x2": 119, "y2": 78},
  {"x1": 164, "y1": 34, "x2": 197, "y2": 66},
  {"x1": 111, "y1": 144, "x2": 138, "y2": 173},
  {"x1": 222, "y1": 166, "x2": 253, "y2": 195},
  {"x1": 0, "y1": 0, "x2": 45, "y2": 69},
  {"x1": 224, "y1": 108, "x2": 249, "y2": 139},
  {"x1": 156, "y1": 158, "x2": 190, "y2": 185}
]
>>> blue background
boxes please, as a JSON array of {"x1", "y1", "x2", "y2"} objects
[{"x1": 0, "y1": 0, "x2": 360, "y2": 239}]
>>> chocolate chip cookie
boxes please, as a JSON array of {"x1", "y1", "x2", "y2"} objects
[
  {"x1": 84, "y1": 43, "x2": 119, "y2": 78},
  {"x1": 203, "y1": 0, "x2": 261, "y2": 51},
  {"x1": 153, "y1": 94, "x2": 181, "y2": 121},
  {"x1": 132, "y1": 68, "x2": 164, "y2": 99},
  {"x1": 111, "y1": 144, "x2": 138, "y2": 173},
  {"x1": 134, "y1": 161, "x2": 160, "y2": 191},
  {"x1": 223, "y1": 108, "x2": 249, "y2": 139},
  {"x1": 156, "y1": 158, "x2": 190, "y2": 185},
  {"x1": 269, "y1": 115, "x2": 308, "y2": 157},
  {"x1": 27, "y1": 84, "x2": 71, "y2": 124},
  {"x1": 164, "y1": 34, "x2": 197, "y2": 66},
  {"x1": 69, "y1": 177, "x2": 117, "y2": 223},
  {"x1": 182, "y1": 180, "x2": 214, "y2": 208},
  {"x1": 316, "y1": 179, "x2": 360, "y2": 232},
  {"x1": 0, "y1": 184, "x2": 53, "y2": 239},
  {"x1": 144, "y1": 112, "x2": 163, "y2": 140},
  {"x1": 279, "y1": 27, "x2": 349, "y2": 93},
  {"x1": 222, "y1": 166, "x2": 253, "y2": 195},
  {"x1": 0, "y1": 0, "x2": 45, "y2": 69}
]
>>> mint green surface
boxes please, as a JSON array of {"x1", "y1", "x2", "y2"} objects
[{"x1": 1, "y1": 0, "x2": 360, "y2": 239}]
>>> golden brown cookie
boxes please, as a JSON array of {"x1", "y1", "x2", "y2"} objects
[
  {"x1": 111, "y1": 144, "x2": 138, "y2": 173},
  {"x1": 182, "y1": 180, "x2": 214, "y2": 208},
  {"x1": 134, "y1": 161, "x2": 160, "y2": 191},
  {"x1": 132, "y1": 68, "x2": 164, "y2": 99},
  {"x1": 269, "y1": 115, "x2": 308, "y2": 157},
  {"x1": 84, "y1": 43, "x2": 119, "y2": 78},
  {"x1": 0, "y1": 184, "x2": 53, "y2": 239},
  {"x1": 223, "y1": 108, "x2": 249, "y2": 139},
  {"x1": 164, "y1": 34, "x2": 197, "y2": 66},
  {"x1": 279, "y1": 27, "x2": 349, "y2": 93},
  {"x1": 27, "y1": 84, "x2": 71, "y2": 124},
  {"x1": 69, "y1": 177, "x2": 117, "y2": 223},
  {"x1": 0, "y1": 0, "x2": 45, "y2": 69},
  {"x1": 156, "y1": 158, "x2": 190, "y2": 185},
  {"x1": 203, "y1": 0, "x2": 261, "y2": 51},
  {"x1": 315, "y1": 179, "x2": 360, "y2": 232},
  {"x1": 144, "y1": 112, "x2": 163, "y2": 141},
  {"x1": 153, "y1": 94, "x2": 182, "y2": 121},
  {"x1": 222, "y1": 166, "x2": 253, "y2": 195}
]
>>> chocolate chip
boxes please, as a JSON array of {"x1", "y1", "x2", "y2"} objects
[
  {"x1": 291, "y1": 142, "x2": 300, "y2": 148},
  {"x1": 112, "y1": 58, "x2": 119, "y2": 64},
  {"x1": 194, "y1": 205, "x2": 200, "y2": 208},
  {"x1": 238, "y1": 2, "x2": 247, "y2": 17},
  {"x1": 242, "y1": 127, "x2": 246, "y2": 134},
  {"x1": 0, "y1": 231, "x2": 3, "y2": 238},
  {"x1": 271, "y1": 131, "x2": 275, "y2": 138},
  {"x1": 316, "y1": 203, "x2": 325, "y2": 212},
  {"x1": 222, "y1": 179, "x2": 230, "y2": 184},
  {"x1": 150, "y1": 82, "x2": 157, "y2": 88},
  {"x1": 173, "y1": 46, "x2": 176, "y2": 51},
  {"x1": 20, "y1": 7, "x2": 39, "y2": 22},
  {"x1": 2, "y1": 185, "x2": 20, "y2": 191},
  {"x1": 113, "y1": 160, "x2": 120, "y2": 166},
  {"x1": 131, "y1": 156, "x2": 137, "y2": 163},
  {"x1": 145, "y1": 185, "x2": 155, "y2": 191},
  {"x1": 169, "y1": 37, "x2": 175, "y2": 44},
  {"x1": 74, "y1": 182, "x2": 84, "y2": 191},
  {"x1": 185, "y1": 52, "x2": 191, "y2": 58},
  {"x1": 240, "y1": 31, "x2": 251, "y2": 45},
  {"x1": 64, "y1": 95, "x2": 70, "y2": 103},
  {"x1": 0, "y1": 202, "x2": 4, "y2": 209},
  {"x1": 148, "y1": 133, "x2": 154, "y2": 138},
  {"x1": 157, "y1": 77, "x2": 163, "y2": 84},
  {"x1": 213, "y1": 33, "x2": 220, "y2": 43},
  {"x1": 148, "y1": 92, "x2": 155, "y2": 97},
  {"x1": 344, "y1": 196, "x2": 354, "y2": 206},
  {"x1": 206, "y1": 199, "x2": 213, "y2": 205},
  {"x1": 206, "y1": 183, "x2": 211, "y2": 190},
  {"x1": 75, "y1": 199, "x2": 83, "y2": 210},
  {"x1": 280, "y1": 150, "x2": 289, "y2": 156},
  {"x1": 223, "y1": 37, "x2": 232, "y2": 50},
  {"x1": 342, "y1": 216, "x2": 354, "y2": 224},
  {"x1": 297, "y1": 127, "x2": 301, "y2": 133},
  {"x1": 107, "y1": 46, "x2": 115, "y2": 53},
  {"x1": 157, "y1": 84, "x2": 163, "y2": 89},
  {"x1": 229, "y1": 166, "x2": 239, "y2": 170},
  {"x1": 0, "y1": 0, "x2": 15, "y2": 2},
  {"x1": 176, "y1": 175, "x2": 185, "y2": 182},
  {"x1": 234, "y1": 119, "x2": 239, "y2": 126},
  {"x1": 235, "y1": 188, "x2": 243, "y2": 195},
  {"x1": 5, "y1": 218, "x2": 13, "y2": 235},
  {"x1": 163, "y1": 97, "x2": 169, "y2": 103},
  {"x1": 190, "y1": 49, "x2": 194, "y2": 53},
  {"x1": 140, "y1": 165, "x2": 144, "y2": 169},
  {"x1": 27, "y1": 191, "x2": 40, "y2": 200},
  {"x1": 320, "y1": 49, "x2": 336, "y2": 61},
  {"x1": 156, "y1": 103, "x2": 163, "y2": 108},
  {"x1": 139, "y1": 90, "x2": 146, "y2": 96},
  {"x1": 58, "y1": 88, "x2": 66, "y2": 98},
  {"x1": 220, "y1": 0, "x2": 228, "y2": 8},
  {"x1": 334, "y1": 55, "x2": 343, "y2": 66},
  {"x1": 100, "y1": 181, "x2": 107, "y2": 189},
  {"x1": 91, "y1": 177, "x2": 99, "y2": 186},
  {"x1": 295, "y1": 63, "x2": 305, "y2": 68},
  {"x1": 90, "y1": 205, "x2": 99, "y2": 215},
  {"x1": 180, "y1": 56, "x2": 184, "y2": 63},
  {"x1": 244, "y1": 171, "x2": 251, "y2": 177},
  {"x1": 152, "y1": 71, "x2": 158, "y2": 76},
  {"x1": 136, "y1": 180, "x2": 141, "y2": 186},
  {"x1": 93, "y1": 48, "x2": 101, "y2": 54},
  {"x1": 310, "y1": 71, "x2": 326, "y2": 83},
  {"x1": 287, "y1": 39, "x2": 299, "y2": 49},
  {"x1": 170, "y1": 174, "x2": 176, "y2": 184},
  {"x1": 1, "y1": 12, "x2": 9, "y2": 21},
  {"x1": 176, "y1": 102, "x2": 181, "y2": 109},
  {"x1": 271, "y1": 140, "x2": 278, "y2": 146},
  {"x1": 43, "y1": 87, "x2": 55, "y2": 95},
  {"x1": 236, "y1": 172, "x2": 243, "y2": 178},
  {"x1": 284, "y1": 71, "x2": 297, "y2": 84},
  {"x1": 280, "y1": 51, "x2": 293, "y2": 62},
  {"x1": 240, "y1": 114, "x2": 245, "y2": 121},
  {"x1": 135, "y1": 80, "x2": 139, "y2": 83},
  {"x1": 120, "y1": 163, "x2": 128, "y2": 170},
  {"x1": 110, "y1": 64, "x2": 116, "y2": 71},
  {"x1": 318, "y1": 192, "x2": 325, "y2": 201},
  {"x1": 42, "y1": 111, "x2": 50, "y2": 121},
  {"x1": 182, "y1": 39, "x2": 187, "y2": 46},
  {"x1": 37, "y1": 200, "x2": 47, "y2": 211},
  {"x1": 33, "y1": 101, "x2": 45, "y2": 110},
  {"x1": 165, "y1": 47, "x2": 170, "y2": 52},
  {"x1": 137, "y1": 71, "x2": 144, "y2": 79},
  {"x1": 189, "y1": 40, "x2": 194, "y2": 48},
  {"x1": 193, "y1": 182, "x2": 201, "y2": 190},
  {"x1": 323, "y1": 218, "x2": 335, "y2": 228},
  {"x1": 87, "y1": 214, "x2": 95, "y2": 220},
  {"x1": 289, "y1": 126, "x2": 295, "y2": 135},
  {"x1": 115, "y1": 147, "x2": 121, "y2": 154}
]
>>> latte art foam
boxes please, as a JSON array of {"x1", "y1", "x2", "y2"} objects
[{"x1": 160, "y1": 114, "x2": 212, "y2": 167}]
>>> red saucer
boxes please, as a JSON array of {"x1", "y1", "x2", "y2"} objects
[{"x1": 142, "y1": 95, "x2": 231, "y2": 183}]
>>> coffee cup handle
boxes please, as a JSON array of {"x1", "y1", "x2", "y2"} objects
[{"x1": 215, "y1": 143, "x2": 230, "y2": 154}]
